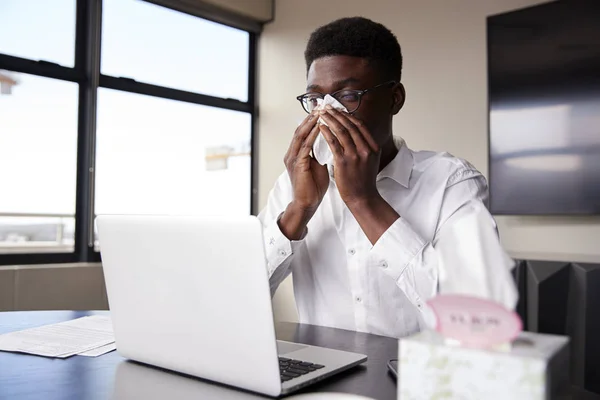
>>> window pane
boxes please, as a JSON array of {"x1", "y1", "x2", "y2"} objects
[
  {"x1": 0, "y1": 0, "x2": 76, "y2": 67},
  {"x1": 0, "y1": 72, "x2": 78, "y2": 253},
  {"x1": 101, "y1": 0, "x2": 249, "y2": 102},
  {"x1": 95, "y1": 89, "x2": 251, "y2": 241}
]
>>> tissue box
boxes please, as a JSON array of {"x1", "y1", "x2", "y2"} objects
[{"x1": 398, "y1": 330, "x2": 570, "y2": 400}]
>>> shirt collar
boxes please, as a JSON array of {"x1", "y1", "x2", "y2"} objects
[{"x1": 377, "y1": 136, "x2": 413, "y2": 188}]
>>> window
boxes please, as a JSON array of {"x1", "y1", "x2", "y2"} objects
[
  {"x1": 0, "y1": 0, "x2": 257, "y2": 264},
  {"x1": 0, "y1": 73, "x2": 78, "y2": 254},
  {"x1": 101, "y1": 0, "x2": 249, "y2": 101},
  {"x1": 0, "y1": 0, "x2": 77, "y2": 67},
  {"x1": 95, "y1": 89, "x2": 252, "y2": 217}
]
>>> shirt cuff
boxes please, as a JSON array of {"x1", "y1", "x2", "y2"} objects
[
  {"x1": 368, "y1": 217, "x2": 427, "y2": 282},
  {"x1": 263, "y1": 213, "x2": 306, "y2": 275}
]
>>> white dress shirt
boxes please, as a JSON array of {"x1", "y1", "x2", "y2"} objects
[{"x1": 259, "y1": 138, "x2": 502, "y2": 338}]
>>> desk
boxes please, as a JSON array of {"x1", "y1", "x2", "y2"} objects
[
  {"x1": 1, "y1": 311, "x2": 599, "y2": 400},
  {"x1": 0, "y1": 311, "x2": 397, "y2": 400}
]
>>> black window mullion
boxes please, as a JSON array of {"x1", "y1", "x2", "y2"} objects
[
  {"x1": 99, "y1": 75, "x2": 252, "y2": 113},
  {"x1": 74, "y1": 0, "x2": 102, "y2": 262},
  {"x1": 0, "y1": 253, "x2": 78, "y2": 266},
  {"x1": 248, "y1": 32, "x2": 258, "y2": 215},
  {"x1": 0, "y1": 54, "x2": 81, "y2": 83}
]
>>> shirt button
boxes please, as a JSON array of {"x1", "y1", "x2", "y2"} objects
[
  {"x1": 381, "y1": 261, "x2": 388, "y2": 269},
  {"x1": 415, "y1": 296, "x2": 423, "y2": 309},
  {"x1": 355, "y1": 296, "x2": 362, "y2": 303},
  {"x1": 279, "y1": 249, "x2": 287, "y2": 257},
  {"x1": 348, "y1": 248, "x2": 356, "y2": 256}
]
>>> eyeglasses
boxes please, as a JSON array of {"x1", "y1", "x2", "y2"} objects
[{"x1": 296, "y1": 80, "x2": 397, "y2": 114}]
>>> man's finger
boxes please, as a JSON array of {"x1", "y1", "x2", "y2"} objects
[
  {"x1": 318, "y1": 112, "x2": 357, "y2": 153},
  {"x1": 298, "y1": 123, "x2": 321, "y2": 159},
  {"x1": 289, "y1": 111, "x2": 318, "y2": 157},
  {"x1": 324, "y1": 107, "x2": 370, "y2": 153},
  {"x1": 318, "y1": 124, "x2": 343, "y2": 159},
  {"x1": 343, "y1": 112, "x2": 379, "y2": 152}
]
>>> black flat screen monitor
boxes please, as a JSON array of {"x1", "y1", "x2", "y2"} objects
[{"x1": 487, "y1": 1, "x2": 600, "y2": 215}]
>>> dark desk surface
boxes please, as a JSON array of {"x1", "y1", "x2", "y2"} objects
[
  {"x1": 1, "y1": 311, "x2": 599, "y2": 400},
  {"x1": 0, "y1": 311, "x2": 398, "y2": 400}
]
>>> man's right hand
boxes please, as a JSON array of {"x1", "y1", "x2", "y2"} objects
[{"x1": 279, "y1": 112, "x2": 330, "y2": 240}]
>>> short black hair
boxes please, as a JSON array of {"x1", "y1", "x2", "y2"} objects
[{"x1": 304, "y1": 17, "x2": 403, "y2": 82}]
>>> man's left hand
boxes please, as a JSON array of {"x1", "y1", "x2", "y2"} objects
[
  {"x1": 318, "y1": 106, "x2": 401, "y2": 245},
  {"x1": 317, "y1": 106, "x2": 381, "y2": 208}
]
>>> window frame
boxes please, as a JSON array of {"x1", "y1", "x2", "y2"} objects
[{"x1": 0, "y1": 0, "x2": 259, "y2": 265}]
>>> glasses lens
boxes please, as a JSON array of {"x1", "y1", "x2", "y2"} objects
[
  {"x1": 301, "y1": 93, "x2": 322, "y2": 113},
  {"x1": 332, "y1": 90, "x2": 360, "y2": 112}
]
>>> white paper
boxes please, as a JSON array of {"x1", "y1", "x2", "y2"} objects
[
  {"x1": 0, "y1": 315, "x2": 115, "y2": 358},
  {"x1": 78, "y1": 342, "x2": 117, "y2": 357},
  {"x1": 312, "y1": 94, "x2": 348, "y2": 165}
]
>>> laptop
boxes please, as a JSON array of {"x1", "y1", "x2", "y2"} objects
[{"x1": 96, "y1": 214, "x2": 367, "y2": 397}]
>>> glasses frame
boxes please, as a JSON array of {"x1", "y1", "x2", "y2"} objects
[{"x1": 296, "y1": 80, "x2": 397, "y2": 114}]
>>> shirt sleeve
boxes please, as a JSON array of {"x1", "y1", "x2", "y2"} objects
[
  {"x1": 367, "y1": 169, "x2": 497, "y2": 312},
  {"x1": 258, "y1": 172, "x2": 307, "y2": 296},
  {"x1": 367, "y1": 217, "x2": 436, "y2": 311}
]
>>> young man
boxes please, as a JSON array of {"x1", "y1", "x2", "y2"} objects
[{"x1": 259, "y1": 17, "x2": 511, "y2": 338}]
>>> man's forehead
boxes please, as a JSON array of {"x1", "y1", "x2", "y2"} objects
[
  {"x1": 306, "y1": 77, "x2": 360, "y2": 92},
  {"x1": 306, "y1": 56, "x2": 373, "y2": 91}
]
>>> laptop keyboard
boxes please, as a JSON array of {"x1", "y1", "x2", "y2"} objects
[{"x1": 279, "y1": 357, "x2": 325, "y2": 382}]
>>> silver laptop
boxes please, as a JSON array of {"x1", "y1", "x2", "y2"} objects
[{"x1": 97, "y1": 214, "x2": 367, "y2": 397}]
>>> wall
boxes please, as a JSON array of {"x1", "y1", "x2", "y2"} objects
[
  {"x1": 257, "y1": 0, "x2": 600, "y2": 321},
  {"x1": 0, "y1": 264, "x2": 108, "y2": 311},
  {"x1": 202, "y1": 0, "x2": 273, "y2": 21}
]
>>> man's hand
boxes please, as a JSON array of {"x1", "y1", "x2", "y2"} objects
[
  {"x1": 279, "y1": 112, "x2": 330, "y2": 240},
  {"x1": 317, "y1": 107, "x2": 381, "y2": 207},
  {"x1": 318, "y1": 106, "x2": 401, "y2": 245}
]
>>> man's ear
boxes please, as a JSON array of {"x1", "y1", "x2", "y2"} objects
[{"x1": 392, "y1": 83, "x2": 406, "y2": 115}]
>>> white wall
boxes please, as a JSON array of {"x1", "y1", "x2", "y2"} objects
[{"x1": 258, "y1": 0, "x2": 600, "y2": 321}]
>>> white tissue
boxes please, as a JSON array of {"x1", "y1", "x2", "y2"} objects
[
  {"x1": 312, "y1": 95, "x2": 348, "y2": 165},
  {"x1": 435, "y1": 201, "x2": 518, "y2": 311}
]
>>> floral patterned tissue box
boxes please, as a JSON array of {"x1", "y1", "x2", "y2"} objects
[{"x1": 398, "y1": 330, "x2": 570, "y2": 400}]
